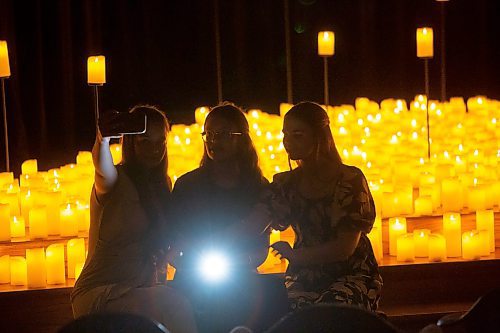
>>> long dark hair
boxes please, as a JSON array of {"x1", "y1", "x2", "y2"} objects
[
  {"x1": 285, "y1": 101, "x2": 342, "y2": 168},
  {"x1": 200, "y1": 102, "x2": 263, "y2": 188},
  {"x1": 120, "y1": 105, "x2": 171, "y2": 233}
]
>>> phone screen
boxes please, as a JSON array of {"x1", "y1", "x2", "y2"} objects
[{"x1": 99, "y1": 111, "x2": 147, "y2": 137}]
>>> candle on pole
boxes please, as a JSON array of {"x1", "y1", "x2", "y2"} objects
[
  {"x1": 318, "y1": 31, "x2": 334, "y2": 108},
  {"x1": 0, "y1": 40, "x2": 11, "y2": 172},
  {"x1": 416, "y1": 27, "x2": 434, "y2": 159},
  {"x1": 87, "y1": 55, "x2": 106, "y2": 131}
]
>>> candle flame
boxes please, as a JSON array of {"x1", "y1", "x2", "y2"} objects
[{"x1": 323, "y1": 31, "x2": 329, "y2": 40}]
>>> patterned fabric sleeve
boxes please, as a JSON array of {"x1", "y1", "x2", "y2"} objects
[{"x1": 331, "y1": 166, "x2": 376, "y2": 234}]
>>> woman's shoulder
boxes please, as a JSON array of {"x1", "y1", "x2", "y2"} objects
[
  {"x1": 172, "y1": 167, "x2": 206, "y2": 190},
  {"x1": 340, "y1": 164, "x2": 366, "y2": 182},
  {"x1": 271, "y1": 169, "x2": 298, "y2": 186}
]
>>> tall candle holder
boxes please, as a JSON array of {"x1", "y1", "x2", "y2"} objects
[
  {"x1": 416, "y1": 27, "x2": 434, "y2": 159},
  {"x1": 0, "y1": 40, "x2": 11, "y2": 172},
  {"x1": 436, "y1": 0, "x2": 450, "y2": 102},
  {"x1": 87, "y1": 56, "x2": 106, "y2": 131},
  {"x1": 318, "y1": 31, "x2": 334, "y2": 108}
]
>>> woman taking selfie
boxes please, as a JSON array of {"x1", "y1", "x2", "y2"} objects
[{"x1": 71, "y1": 105, "x2": 197, "y2": 333}]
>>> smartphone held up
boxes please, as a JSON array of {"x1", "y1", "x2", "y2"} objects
[{"x1": 98, "y1": 110, "x2": 147, "y2": 137}]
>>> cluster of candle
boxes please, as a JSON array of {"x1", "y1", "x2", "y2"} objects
[
  {"x1": 366, "y1": 209, "x2": 496, "y2": 263},
  {"x1": 0, "y1": 153, "x2": 94, "y2": 242},
  {"x1": 0, "y1": 238, "x2": 86, "y2": 287}
]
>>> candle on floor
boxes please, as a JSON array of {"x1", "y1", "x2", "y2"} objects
[
  {"x1": 397, "y1": 234, "x2": 415, "y2": 262},
  {"x1": 389, "y1": 217, "x2": 407, "y2": 256},
  {"x1": 10, "y1": 256, "x2": 27, "y2": 286},
  {"x1": 0, "y1": 255, "x2": 10, "y2": 283},
  {"x1": 26, "y1": 248, "x2": 47, "y2": 288},
  {"x1": 10, "y1": 216, "x2": 26, "y2": 238},
  {"x1": 443, "y1": 213, "x2": 461, "y2": 257},
  {"x1": 46, "y1": 244, "x2": 66, "y2": 284},
  {"x1": 67, "y1": 238, "x2": 86, "y2": 279},
  {"x1": 477, "y1": 230, "x2": 490, "y2": 257},
  {"x1": 476, "y1": 210, "x2": 495, "y2": 253},
  {"x1": 462, "y1": 231, "x2": 481, "y2": 260},
  {"x1": 441, "y1": 178, "x2": 463, "y2": 212},
  {"x1": 413, "y1": 229, "x2": 430, "y2": 257},
  {"x1": 0, "y1": 203, "x2": 10, "y2": 241},
  {"x1": 428, "y1": 234, "x2": 447, "y2": 262}
]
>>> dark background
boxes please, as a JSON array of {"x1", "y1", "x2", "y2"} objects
[{"x1": 0, "y1": 0, "x2": 498, "y2": 174}]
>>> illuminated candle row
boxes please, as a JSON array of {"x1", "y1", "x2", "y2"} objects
[{"x1": 0, "y1": 238, "x2": 86, "y2": 286}]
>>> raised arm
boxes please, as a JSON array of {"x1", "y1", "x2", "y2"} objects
[{"x1": 92, "y1": 131, "x2": 118, "y2": 200}]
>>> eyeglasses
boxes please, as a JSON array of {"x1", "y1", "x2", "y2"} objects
[{"x1": 201, "y1": 131, "x2": 243, "y2": 142}]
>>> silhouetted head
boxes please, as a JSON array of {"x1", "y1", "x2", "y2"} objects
[{"x1": 283, "y1": 101, "x2": 342, "y2": 166}]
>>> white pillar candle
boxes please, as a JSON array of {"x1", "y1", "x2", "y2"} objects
[
  {"x1": 428, "y1": 234, "x2": 447, "y2": 262},
  {"x1": 467, "y1": 181, "x2": 486, "y2": 212},
  {"x1": 10, "y1": 256, "x2": 27, "y2": 286},
  {"x1": 443, "y1": 213, "x2": 462, "y2": 257},
  {"x1": 413, "y1": 229, "x2": 430, "y2": 257},
  {"x1": 462, "y1": 231, "x2": 481, "y2": 260},
  {"x1": 46, "y1": 244, "x2": 66, "y2": 284},
  {"x1": 26, "y1": 248, "x2": 47, "y2": 288},
  {"x1": 0, "y1": 203, "x2": 10, "y2": 241},
  {"x1": 397, "y1": 234, "x2": 415, "y2": 262},
  {"x1": 10, "y1": 216, "x2": 26, "y2": 238},
  {"x1": 21, "y1": 159, "x2": 38, "y2": 175},
  {"x1": 389, "y1": 217, "x2": 407, "y2": 256},
  {"x1": 67, "y1": 238, "x2": 86, "y2": 279},
  {"x1": 414, "y1": 196, "x2": 433, "y2": 216},
  {"x1": 60, "y1": 203, "x2": 79, "y2": 237},
  {"x1": 28, "y1": 205, "x2": 48, "y2": 239},
  {"x1": 476, "y1": 210, "x2": 495, "y2": 253},
  {"x1": 441, "y1": 178, "x2": 463, "y2": 212},
  {"x1": 367, "y1": 226, "x2": 383, "y2": 263},
  {"x1": 45, "y1": 190, "x2": 62, "y2": 235},
  {"x1": 0, "y1": 255, "x2": 10, "y2": 283}
]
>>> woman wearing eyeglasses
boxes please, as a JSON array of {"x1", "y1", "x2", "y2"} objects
[{"x1": 169, "y1": 102, "x2": 288, "y2": 333}]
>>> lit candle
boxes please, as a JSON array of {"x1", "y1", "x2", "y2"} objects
[
  {"x1": 416, "y1": 27, "x2": 433, "y2": 58},
  {"x1": 467, "y1": 179, "x2": 486, "y2": 211},
  {"x1": 413, "y1": 229, "x2": 430, "y2": 257},
  {"x1": 194, "y1": 106, "x2": 210, "y2": 125},
  {"x1": 0, "y1": 40, "x2": 10, "y2": 78},
  {"x1": 28, "y1": 205, "x2": 48, "y2": 239},
  {"x1": 21, "y1": 159, "x2": 38, "y2": 175},
  {"x1": 477, "y1": 230, "x2": 490, "y2": 257},
  {"x1": 0, "y1": 255, "x2": 10, "y2": 283},
  {"x1": 389, "y1": 217, "x2": 407, "y2": 256},
  {"x1": 443, "y1": 213, "x2": 462, "y2": 257},
  {"x1": 397, "y1": 234, "x2": 415, "y2": 262},
  {"x1": 76, "y1": 201, "x2": 90, "y2": 232},
  {"x1": 67, "y1": 238, "x2": 86, "y2": 279},
  {"x1": 317, "y1": 31, "x2": 334, "y2": 56},
  {"x1": 441, "y1": 178, "x2": 463, "y2": 212},
  {"x1": 414, "y1": 196, "x2": 433, "y2": 216},
  {"x1": 26, "y1": 248, "x2": 47, "y2": 288},
  {"x1": 60, "y1": 203, "x2": 79, "y2": 237},
  {"x1": 367, "y1": 226, "x2": 383, "y2": 263},
  {"x1": 20, "y1": 190, "x2": 33, "y2": 224},
  {"x1": 1, "y1": 192, "x2": 20, "y2": 216},
  {"x1": 87, "y1": 55, "x2": 106, "y2": 84},
  {"x1": 428, "y1": 234, "x2": 447, "y2": 262},
  {"x1": 75, "y1": 262, "x2": 84, "y2": 280},
  {"x1": 45, "y1": 190, "x2": 63, "y2": 235},
  {"x1": 476, "y1": 210, "x2": 495, "y2": 253},
  {"x1": 10, "y1": 216, "x2": 25, "y2": 238},
  {"x1": 10, "y1": 256, "x2": 27, "y2": 286},
  {"x1": 45, "y1": 244, "x2": 66, "y2": 284},
  {"x1": 0, "y1": 203, "x2": 10, "y2": 241},
  {"x1": 462, "y1": 231, "x2": 481, "y2": 260}
]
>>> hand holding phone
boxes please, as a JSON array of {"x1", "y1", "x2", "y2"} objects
[{"x1": 98, "y1": 110, "x2": 147, "y2": 138}]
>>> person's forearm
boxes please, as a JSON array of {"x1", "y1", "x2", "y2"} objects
[
  {"x1": 92, "y1": 134, "x2": 118, "y2": 195},
  {"x1": 292, "y1": 232, "x2": 361, "y2": 266}
]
